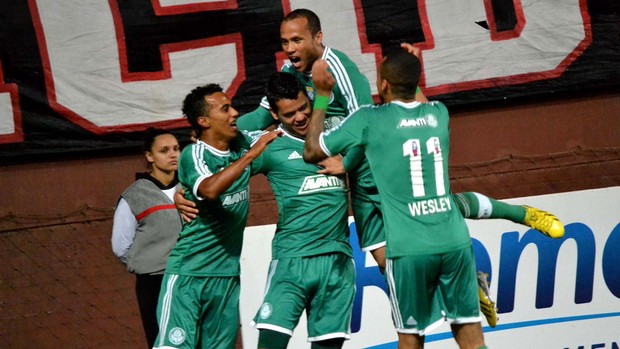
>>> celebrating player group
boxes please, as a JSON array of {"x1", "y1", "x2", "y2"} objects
[{"x1": 137, "y1": 8, "x2": 564, "y2": 349}]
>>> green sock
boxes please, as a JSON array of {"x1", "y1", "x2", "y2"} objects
[
  {"x1": 311, "y1": 338, "x2": 345, "y2": 349},
  {"x1": 257, "y1": 329, "x2": 290, "y2": 349},
  {"x1": 454, "y1": 192, "x2": 526, "y2": 223}
]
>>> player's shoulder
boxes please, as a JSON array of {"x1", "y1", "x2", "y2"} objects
[
  {"x1": 356, "y1": 103, "x2": 381, "y2": 114},
  {"x1": 239, "y1": 130, "x2": 267, "y2": 146},
  {"x1": 420, "y1": 100, "x2": 449, "y2": 115},
  {"x1": 323, "y1": 47, "x2": 357, "y2": 68},
  {"x1": 281, "y1": 63, "x2": 296, "y2": 74},
  {"x1": 179, "y1": 142, "x2": 197, "y2": 159}
]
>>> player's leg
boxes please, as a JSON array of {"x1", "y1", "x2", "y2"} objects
[
  {"x1": 253, "y1": 258, "x2": 307, "y2": 347},
  {"x1": 385, "y1": 256, "x2": 445, "y2": 349},
  {"x1": 257, "y1": 329, "x2": 290, "y2": 349},
  {"x1": 311, "y1": 338, "x2": 345, "y2": 349},
  {"x1": 153, "y1": 274, "x2": 202, "y2": 349},
  {"x1": 397, "y1": 333, "x2": 425, "y2": 349},
  {"x1": 200, "y1": 276, "x2": 241, "y2": 349},
  {"x1": 350, "y1": 184, "x2": 386, "y2": 271},
  {"x1": 476, "y1": 271, "x2": 497, "y2": 328},
  {"x1": 306, "y1": 253, "x2": 355, "y2": 346},
  {"x1": 453, "y1": 192, "x2": 564, "y2": 238},
  {"x1": 451, "y1": 322, "x2": 487, "y2": 349},
  {"x1": 438, "y1": 246, "x2": 486, "y2": 349},
  {"x1": 370, "y1": 246, "x2": 386, "y2": 273}
]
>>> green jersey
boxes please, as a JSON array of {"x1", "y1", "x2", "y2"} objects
[
  {"x1": 320, "y1": 101, "x2": 471, "y2": 258},
  {"x1": 251, "y1": 126, "x2": 352, "y2": 259},
  {"x1": 169, "y1": 132, "x2": 259, "y2": 276}
]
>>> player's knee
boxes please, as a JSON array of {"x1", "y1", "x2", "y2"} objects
[
  {"x1": 310, "y1": 337, "x2": 345, "y2": 349},
  {"x1": 257, "y1": 329, "x2": 290, "y2": 349}
]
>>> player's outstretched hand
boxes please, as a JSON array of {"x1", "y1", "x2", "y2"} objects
[
  {"x1": 174, "y1": 188, "x2": 198, "y2": 223},
  {"x1": 400, "y1": 43, "x2": 422, "y2": 59},
  {"x1": 311, "y1": 59, "x2": 335, "y2": 96},
  {"x1": 317, "y1": 155, "x2": 345, "y2": 175}
]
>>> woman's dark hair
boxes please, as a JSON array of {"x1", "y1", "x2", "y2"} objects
[{"x1": 143, "y1": 128, "x2": 175, "y2": 152}]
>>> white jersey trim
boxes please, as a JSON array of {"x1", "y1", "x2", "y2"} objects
[
  {"x1": 391, "y1": 100, "x2": 422, "y2": 109},
  {"x1": 395, "y1": 318, "x2": 444, "y2": 335},
  {"x1": 277, "y1": 126, "x2": 305, "y2": 143},
  {"x1": 308, "y1": 332, "x2": 351, "y2": 342},
  {"x1": 156, "y1": 274, "x2": 179, "y2": 348},
  {"x1": 251, "y1": 322, "x2": 294, "y2": 336},
  {"x1": 446, "y1": 315, "x2": 483, "y2": 324},
  {"x1": 323, "y1": 47, "x2": 359, "y2": 115},
  {"x1": 360, "y1": 240, "x2": 386, "y2": 252},
  {"x1": 318, "y1": 132, "x2": 333, "y2": 157},
  {"x1": 196, "y1": 139, "x2": 231, "y2": 157}
]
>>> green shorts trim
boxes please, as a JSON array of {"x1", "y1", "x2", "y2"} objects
[
  {"x1": 154, "y1": 274, "x2": 240, "y2": 349},
  {"x1": 386, "y1": 245, "x2": 481, "y2": 335},
  {"x1": 252, "y1": 253, "x2": 356, "y2": 341}
]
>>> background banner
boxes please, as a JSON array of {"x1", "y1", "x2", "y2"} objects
[
  {"x1": 0, "y1": 0, "x2": 618, "y2": 160},
  {"x1": 239, "y1": 187, "x2": 620, "y2": 349}
]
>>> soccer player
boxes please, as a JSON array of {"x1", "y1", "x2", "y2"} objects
[
  {"x1": 152, "y1": 84, "x2": 279, "y2": 349},
  {"x1": 250, "y1": 72, "x2": 355, "y2": 349},
  {"x1": 303, "y1": 52, "x2": 486, "y2": 349},
  {"x1": 235, "y1": 8, "x2": 564, "y2": 328}
]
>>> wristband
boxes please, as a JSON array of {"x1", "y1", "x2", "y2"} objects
[
  {"x1": 314, "y1": 95, "x2": 330, "y2": 111},
  {"x1": 416, "y1": 86, "x2": 421, "y2": 94}
]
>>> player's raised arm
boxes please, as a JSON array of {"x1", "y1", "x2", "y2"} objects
[{"x1": 303, "y1": 59, "x2": 335, "y2": 163}]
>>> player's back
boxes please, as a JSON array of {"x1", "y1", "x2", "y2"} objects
[{"x1": 360, "y1": 101, "x2": 471, "y2": 258}]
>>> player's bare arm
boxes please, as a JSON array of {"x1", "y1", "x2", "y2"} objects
[
  {"x1": 303, "y1": 59, "x2": 335, "y2": 163},
  {"x1": 317, "y1": 155, "x2": 345, "y2": 175},
  {"x1": 174, "y1": 188, "x2": 197, "y2": 223},
  {"x1": 198, "y1": 130, "x2": 281, "y2": 200}
]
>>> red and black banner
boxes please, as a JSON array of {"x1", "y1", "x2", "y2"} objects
[{"x1": 0, "y1": 0, "x2": 618, "y2": 161}]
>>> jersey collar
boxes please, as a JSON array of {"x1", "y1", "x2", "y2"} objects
[
  {"x1": 392, "y1": 100, "x2": 422, "y2": 109},
  {"x1": 277, "y1": 125, "x2": 305, "y2": 143},
  {"x1": 196, "y1": 139, "x2": 231, "y2": 157}
]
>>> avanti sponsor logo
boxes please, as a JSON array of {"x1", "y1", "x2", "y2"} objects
[
  {"x1": 298, "y1": 175, "x2": 345, "y2": 194},
  {"x1": 222, "y1": 189, "x2": 248, "y2": 206}
]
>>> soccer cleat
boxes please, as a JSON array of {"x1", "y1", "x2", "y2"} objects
[
  {"x1": 478, "y1": 271, "x2": 498, "y2": 328},
  {"x1": 523, "y1": 206, "x2": 565, "y2": 238}
]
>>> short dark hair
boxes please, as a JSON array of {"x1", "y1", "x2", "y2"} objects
[
  {"x1": 266, "y1": 72, "x2": 306, "y2": 113},
  {"x1": 182, "y1": 84, "x2": 223, "y2": 134},
  {"x1": 143, "y1": 128, "x2": 175, "y2": 152},
  {"x1": 380, "y1": 50, "x2": 421, "y2": 99},
  {"x1": 283, "y1": 9, "x2": 322, "y2": 36}
]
